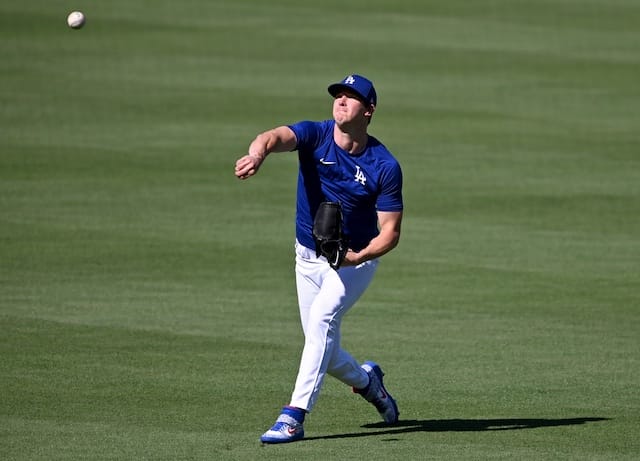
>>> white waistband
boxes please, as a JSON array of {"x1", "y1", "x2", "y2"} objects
[{"x1": 295, "y1": 240, "x2": 317, "y2": 259}]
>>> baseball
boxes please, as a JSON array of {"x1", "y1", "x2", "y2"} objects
[{"x1": 67, "y1": 11, "x2": 86, "y2": 29}]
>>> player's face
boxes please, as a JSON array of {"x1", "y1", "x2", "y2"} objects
[{"x1": 332, "y1": 91, "x2": 371, "y2": 126}]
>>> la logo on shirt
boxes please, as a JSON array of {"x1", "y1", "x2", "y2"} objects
[{"x1": 354, "y1": 165, "x2": 367, "y2": 186}]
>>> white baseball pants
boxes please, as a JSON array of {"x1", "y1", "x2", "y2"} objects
[{"x1": 289, "y1": 241, "x2": 379, "y2": 412}]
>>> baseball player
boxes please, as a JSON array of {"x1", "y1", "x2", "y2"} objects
[{"x1": 234, "y1": 74, "x2": 404, "y2": 444}]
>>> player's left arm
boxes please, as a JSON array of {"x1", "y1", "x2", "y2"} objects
[{"x1": 343, "y1": 210, "x2": 403, "y2": 266}]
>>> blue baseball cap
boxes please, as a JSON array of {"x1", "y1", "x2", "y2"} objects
[{"x1": 328, "y1": 74, "x2": 377, "y2": 106}]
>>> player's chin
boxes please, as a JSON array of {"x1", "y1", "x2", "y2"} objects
[{"x1": 333, "y1": 117, "x2": 351, "y2": 128}]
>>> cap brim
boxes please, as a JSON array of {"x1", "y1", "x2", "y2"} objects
[
  {"x1": 328, "y1": 83, "x2": 369, "y2": 104},
  {"x1": 328, "y1": 83, "x2": 348, "y2": 97}
]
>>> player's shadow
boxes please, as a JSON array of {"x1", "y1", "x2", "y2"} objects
[{"x1": 304, "y1": 417, "x2": 609, "y2": 441}]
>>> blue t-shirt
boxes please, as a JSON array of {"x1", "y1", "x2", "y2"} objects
[{"x1": 289, "y1": 119, "x2": 403, "y2": 252}]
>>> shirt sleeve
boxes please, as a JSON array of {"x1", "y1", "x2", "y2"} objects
[
  {"x1": 376, "y1": 160, "x2": 404, "y2": 212},
  {"x1": 288, "y1": 120, "x2": 321, "y2": 151}
]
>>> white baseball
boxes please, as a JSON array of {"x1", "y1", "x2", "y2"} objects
[{"x1": 67, "y1": 11, "x2": 86, "y2": 29}]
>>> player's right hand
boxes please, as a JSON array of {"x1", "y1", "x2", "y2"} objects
[{"x1": 234, "y1": 154, "x2": 262, "y2": 180}]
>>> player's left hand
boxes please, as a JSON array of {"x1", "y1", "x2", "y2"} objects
[{"x1": 341, "y1": 250, "x2": 363, "y2": 267}]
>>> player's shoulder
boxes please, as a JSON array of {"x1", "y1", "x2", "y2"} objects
[
  {"x1": 288, "y1": 119, "x2": 334, "y2": 146},
  {"x1": 289, "y1": 119, "x2": 333, "y2": 133},
  {"x1": 367, "y1": 135, "x2": 400, "y2": 166}
]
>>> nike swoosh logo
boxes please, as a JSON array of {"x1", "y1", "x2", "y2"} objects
[{"x1": 319, "y1": 157, "x2": 336, "y2": 165}]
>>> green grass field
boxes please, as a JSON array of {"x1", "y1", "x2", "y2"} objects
[{"x1": 1, "y1": 1, "x2": 639, "y2": 459}]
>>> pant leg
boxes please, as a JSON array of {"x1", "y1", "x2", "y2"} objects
[{"x1": 290, "y1": 242, "x2": 378, "y2": 411}]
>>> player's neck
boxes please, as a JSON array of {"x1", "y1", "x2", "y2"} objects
[{"x1": 333, "y1": 124, "x2": 368, "y2": 155}]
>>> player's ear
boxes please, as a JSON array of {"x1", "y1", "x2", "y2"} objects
[{"x1": 364, "y1": 104, "x2": 375, "y2": 118}]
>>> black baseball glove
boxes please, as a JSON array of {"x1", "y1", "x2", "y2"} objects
[{"x1": 312, "y1": 201, "x2": 349, "y2": 270}]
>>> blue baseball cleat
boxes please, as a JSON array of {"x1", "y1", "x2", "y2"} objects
[
  {"x1": 354, "y1": 361, "x2": 399, "y2": 424},
  {"x1": 260, "y1": 408, "x2": 305, "y2": 444}
]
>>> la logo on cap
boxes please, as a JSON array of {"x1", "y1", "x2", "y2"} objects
[{"x1": 344, "y1": 75, "x2": 356, "y2": 85}]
